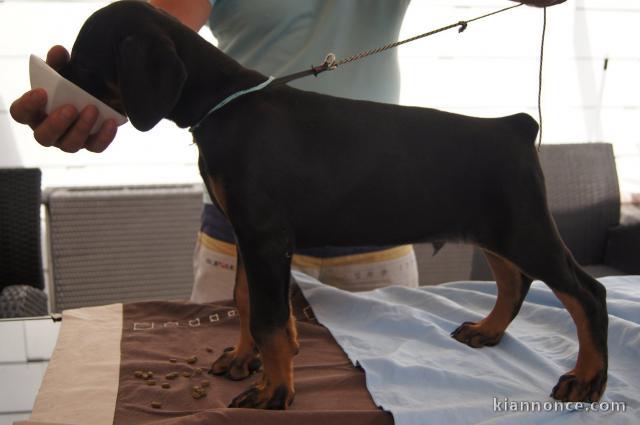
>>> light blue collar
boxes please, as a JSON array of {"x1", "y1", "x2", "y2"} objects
[{"x1": 189, "y1": 76, "x2": 275, "y2": 133}]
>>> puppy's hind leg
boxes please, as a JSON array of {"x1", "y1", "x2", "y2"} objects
[
  {"x1": 489, "y1": 218, "x2": 608, "y2": 402},
  {"x1": 451, "y1": 250, "x2": 532, "y2": 347}
]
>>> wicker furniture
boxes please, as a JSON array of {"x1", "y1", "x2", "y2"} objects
[
  {"x1": 0, "y1": 168, "x2": 47, "y2": 317},
  {"x1": 44, "y1": 184, "x2": 202, "y2": 312},
  {"x1": 417, "y1": 143, "x2": 639, "y2": 283}
]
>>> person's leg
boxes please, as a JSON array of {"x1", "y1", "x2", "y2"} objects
[
  {"x1": 191, "y1": 232, "x2": 237, "y2": 303},
  {"x1": 295, "y1": 245, "x2": 418, "y2": 292},
  {"x1": 193, "y1": 234, "x2": 417, "y2": 300}
]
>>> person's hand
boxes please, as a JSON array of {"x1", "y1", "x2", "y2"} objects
[
  {"x1": 516, "y1": 0, "x2": 566, "y2": 7},
  {"x1": 9, "y1": 45, "x2": 118, "y2": 153}
]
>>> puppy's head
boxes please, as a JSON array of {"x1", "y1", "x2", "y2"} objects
[{"x1": 59, "y1": 1, "x2": 187, "y2": 131}]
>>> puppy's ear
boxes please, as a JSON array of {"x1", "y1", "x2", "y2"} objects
[{"x1": 117, "y1": 33, "x2": 187, "y2": 131}]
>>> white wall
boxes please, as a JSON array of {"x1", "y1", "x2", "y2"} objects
[{"x1": 0, "y1": 0, "x2": 638, "y2": 200}]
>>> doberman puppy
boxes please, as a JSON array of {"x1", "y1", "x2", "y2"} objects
[{"x1": 58, "y1": 1, "x2": 608, "y2": 409}]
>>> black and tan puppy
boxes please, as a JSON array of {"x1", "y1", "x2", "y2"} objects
[{"x1": 58, "y1": 1, "x2": 608, "y2": 409}]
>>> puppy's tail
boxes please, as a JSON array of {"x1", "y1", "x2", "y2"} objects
[{"x1": 506, "y1": 113, "x2": 539, "y2": 145}]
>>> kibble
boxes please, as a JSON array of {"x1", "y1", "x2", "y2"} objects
[
  {"x1": 194, "y1": 368, "x2": 203, "y2": 376},
  {"x1": 142, "y1": 372, "x2": 150, "y2": 380},
  {"x1": 192, "y1": 385, "x2": 207, "y2": 399},
  {"x1": 169, "y1": 358, "x2": 177, "y2": 363},
  {"x1": 147, "y1": 371, "x2": 154, "y2": 378},
  {"x1": 182, "y1": 371, "x2": 192, "y2": 378},
  {"x1": 134, "y1": 371, "x2": 144, "y2": 379},
  {"x1": 151, "y1": 401, "x2": 162, "y2": 409},
  {"x1": 187, "y1": 356, "x2": 198, "y2": 364},
  {"x1": 161, "y1": 383, "x2": 170, "y2": 389},
  {"x1": 165, "y1": 372, "x2": 179, "y2": 380},
  {"x1": 201, "y1": 380, "x2": 210, "y2": 388},
  {"x1": 146, "y1": 380, "x2": 156, "y2": 386}
]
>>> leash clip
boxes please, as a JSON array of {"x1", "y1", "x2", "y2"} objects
[
  {"x1": 311, "y1": 53, "x2": 337, "y2": 76},
  {"x1": 323, "y1": 53, "x2": 337, "y2": 70}
]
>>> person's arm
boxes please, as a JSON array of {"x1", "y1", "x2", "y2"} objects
[
  {"x1": 514, "y1": 0, "x2": 566, "y2": 6},
  {"x1": 10, "y1": 0, "x2": 212, "y2": 153}
]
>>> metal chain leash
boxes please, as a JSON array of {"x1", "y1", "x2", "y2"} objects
[
  {"x1": 333, "y1": 3, "x2": 524, "y2": 68},
  {"x1": 271, "y1": 3, "x2": 524, "y2": 86}
]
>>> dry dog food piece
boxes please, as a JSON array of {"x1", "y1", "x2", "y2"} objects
[
  {"x1": 134, "y1": 371, "x2": 144, "y2": 379},
  {"x1": 182, "y1": 371, "x2": 192, "y2": 378},
  {"x1": 201, "y1": 380, "x2": 210, "y2": 388},
  {"x1": 187, "y1": 356, "x2": 198, "y2": 364},
  {"x1": 146, "y1": 380, "x2": 156, "y2": 386},
  {"x1": 194, "y1": 368, "x2": 203, "y2": 376},
  {"x1": 151, "y1": 401, "x2": 162, "y2": 409},
  {"x1": 147, "y1": 371, "x2": 154, "y2": 378},
  {"x1": 192, "y1": 385, "x2": 207, "y2": 399},
  {"x1": 142, "y1": 372, "x2": 150, "y2": 380},
  {"x1": 169, "y1": 358, "x2": 177, "y2": 363},
  {"x1": 161, "y1": 383, "x2": 170, "y2": 389},
  {"x1": 165, "y1": 372, "x2": 179, "y2": 380}
]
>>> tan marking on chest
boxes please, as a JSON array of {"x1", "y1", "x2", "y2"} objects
[{"x1": 205, "y1": 175, "x2": 228, "y2": 216}]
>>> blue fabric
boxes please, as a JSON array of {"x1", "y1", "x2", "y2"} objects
[{"x1": 297, "y1": 273, "x2": 640, "y2": 425}]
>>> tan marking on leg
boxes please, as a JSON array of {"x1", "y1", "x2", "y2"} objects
[
  {"x1": 255, "y1": 314, "x2": 298, "y2": 407},
  {"x1": 481, "y1": 251, "x2": 523, "y2": 334},
  {"x1": 553, "y1": 291, "x2": 605, "y2": 382},
  {"x1": 234, "y1": 261, "x2": 255, "y2": 357},
  {"x1": 211, "y1": 260, "x2": 260, "y2": 379},
  {"x1": 453, "y1": 251, "x2": 524, "y2": 347},
  {"x1": 229, "y1": 313, "x2": 298, "y2": 409}
]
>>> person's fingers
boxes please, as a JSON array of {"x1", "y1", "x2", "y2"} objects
[
  {"x1": 46, "y1": 45, "x2": 70, "y2": 70},
  {"x1": 9, "y1": 89, "x2": 48, "y2": 127},
  {"x1": 55, "y1": 105, "x2": 99, "y2": 153},
  {"x1": 33, "y1": 105, "x2": 78, "y2": 147},
  {"x1": 84, "y1": 119, "x2": 118, "y2": 153}
]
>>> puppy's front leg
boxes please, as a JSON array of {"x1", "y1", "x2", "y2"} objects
[
  {"x1": 227, "y1": 217, "x2": 299, "y2": 409},
  {"x1": 210, "y1": 255, "x2": 262, "y2": 379}
]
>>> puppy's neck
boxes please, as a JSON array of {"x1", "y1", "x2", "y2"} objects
[{"x1": 169, "y1": 43, "x2": 267, "y2": 129}]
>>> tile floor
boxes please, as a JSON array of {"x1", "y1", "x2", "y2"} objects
[{"x1": 0, "y1": 317, "x2": 60, "y2": 425}]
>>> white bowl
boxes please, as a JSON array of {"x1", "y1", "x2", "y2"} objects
[{"x1": 29, "y1": 54, "x2": 128, "y2": 134}]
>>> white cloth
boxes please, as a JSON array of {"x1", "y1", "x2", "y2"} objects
[{"x1": 296, "y1": 272, "x2": 640, "y2": 425}]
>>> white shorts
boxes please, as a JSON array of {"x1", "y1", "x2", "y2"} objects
[{"x1": 191, "y1": 232, "x2": 419, "y2": 303}]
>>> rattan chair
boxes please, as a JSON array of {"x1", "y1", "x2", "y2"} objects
[
  {"x1": 0, "y1": 168, "x2": 48, "y2": 317},
  {"x1": 415, "y1": 143, "x2": 639, "y2": 284},
  {"x1": 44, "y1": 184, "x2": 202, "y2": 312}
]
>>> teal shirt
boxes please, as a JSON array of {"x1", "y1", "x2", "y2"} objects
[{"x1": 208, "y1": 0, "x2": 410, "y2": 103}]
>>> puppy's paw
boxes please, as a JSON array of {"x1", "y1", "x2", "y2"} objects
[
  {"x1": 551, "y1": 370, "x2": 607, "y2": 402},
  {"x1": 229, "y1": 379, "x2": 295, "y2": 409},
  {"x1": 451, "y1": 321, "x2": 504, "y2": 348},
  {"x1": 209, "y1": 345, "x2": 261, "y2": 380}
]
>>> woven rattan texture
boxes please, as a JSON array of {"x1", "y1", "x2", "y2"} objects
[
  {"x1": 46, "y1": 185, "x2": 202, "y2": 312},
  {"x1": 539, "y1": 143, "x2": 620, "y2": 265},
  {"x1": 0, "y1": 168, "x2": 44, "y2": 291}
]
